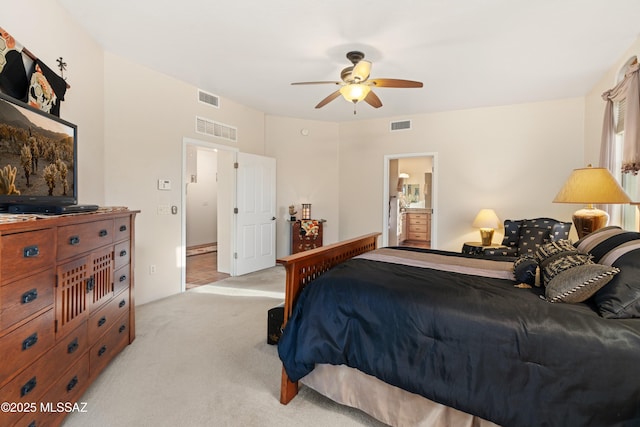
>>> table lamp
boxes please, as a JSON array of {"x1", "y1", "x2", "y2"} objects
[
  {"x1": 472, "y1": 209, "x2": 500, "y2": 245},
  {"x1": 553, "y1": 165, "x2": 631, "y2": 238}
]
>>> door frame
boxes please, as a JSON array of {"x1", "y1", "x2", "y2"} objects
[
  {"x1": 181, "y1": 137, "x2": 238, "y2": 292},
  {"x1": 382, "y1": 152, "x2": 438, "y2": 248}
]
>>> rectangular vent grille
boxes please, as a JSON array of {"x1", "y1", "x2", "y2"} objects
[
  {"x1": 390, "y1": 120, "x2": 412, "y2": 131},
  {"x1": 198, "y1": 89, "x2": 220, "y2": 108},
  {"x1": 196, "y1": 117, "x2": 237, "y2": 142}
]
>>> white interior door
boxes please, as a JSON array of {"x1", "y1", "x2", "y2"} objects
[{"x1": 234, "y1": 152, "x2": 276, "y2": 275}]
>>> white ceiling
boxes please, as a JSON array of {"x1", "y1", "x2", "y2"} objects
[{"x1": 58, "y1": 0, "x2": 640, "y2": 122}]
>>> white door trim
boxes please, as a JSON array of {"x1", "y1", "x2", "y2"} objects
[
  {"x1": 181, "y1": 137, "x2": 239, "y2": 292},
  {"x1": 382, "y1": 152, "x2": 438, "y2": 248}
]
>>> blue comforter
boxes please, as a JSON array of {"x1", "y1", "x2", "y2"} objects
[{"x1": 278, "y1": 248, "x2": 640, "y2": 427}]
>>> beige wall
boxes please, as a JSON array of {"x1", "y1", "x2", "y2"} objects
[
  {"x1": 264, "y1": 116, "x2": 340, "y2": 256},
  {"x1": 338, "y1": 100, "x2": 584, "y2": 252}
]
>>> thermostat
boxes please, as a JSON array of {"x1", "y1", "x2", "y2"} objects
[{"x1": 158, "y1": 179, "x2": 171, "y2": 190}]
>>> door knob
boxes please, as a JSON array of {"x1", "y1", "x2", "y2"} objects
[{"x1": 271, "y1": 217, "x2": 276, "y2": 221}]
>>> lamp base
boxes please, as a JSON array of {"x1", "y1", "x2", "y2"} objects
[
  {"x1": 573, "y1": 207, "x2": 609, "y2": 239},
  {"x1": 479, "y1": 228, "x2": 494, "y2": 246}
]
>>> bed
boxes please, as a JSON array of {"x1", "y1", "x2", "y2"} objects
[{"x1": 276, "y1": 230, "x2": 640, "y2": 427}]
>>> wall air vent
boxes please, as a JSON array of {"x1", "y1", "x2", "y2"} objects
[
  {"x1": 198, "y1": 89, "x2": 220, "y2": 108},
  {"x1": 196, "y1": 116, "x2": 237, "y2": 142},
  {"x1": 390, "y1": 120, "x2": 412, "y2": 132}
]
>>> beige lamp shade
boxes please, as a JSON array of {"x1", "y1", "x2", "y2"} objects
[
  {"x1": 553, "y1": 166, "x2": 631, "y2": 238},
  {"x1": 339, "y1": 84, "x2": 371, "y2": 103},
  {"x1": 472, "y1": 209, "x2": 500, "y2": 245}
]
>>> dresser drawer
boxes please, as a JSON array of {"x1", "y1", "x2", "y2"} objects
[
  {"x1": 114, "y1": 216, "x2": 131, "y2": 243},
  {"x1": 57, "y1": 219, "x2": 114, "y2": 261},
  {"x1": 408, "y1": 224, "x2": 428, "y2": 233},
  {"x1": 407, "y1": 232, "x2": 428, "y2": 241},
  {"x1": 90, "y1": 313, "x2": 129, "y2": 377},
  {"x1": 88, "y1": 290, "x2": 129, "y2": 345},
  {"x1": 114, "y1": 265, "x2": 130, "y2": 296},
  {"x1": 1, "y1": 229, "x2": 55, "y2": 284},
  {"x1": 17, "y1": 354, "x2": 90, "y2": 427},
  {"x1": 408, "y1": 214, "x2": 428, "y2": 225},
  {"x1": 0, "y1": 310, "x2": 55, "y2": 387},
  {"x1": 114, "y1": 240, "x2": 130, "y2": 271},
  {"x1": 1, "y1": 269, "x2": 54, "y2": 331}
]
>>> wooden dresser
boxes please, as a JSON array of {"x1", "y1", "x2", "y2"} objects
[
  {"x1": 404, "y1": 211, "x2": 431, "y2": 245},
  {"x1": 0, "y1": 208, "x2": 137, "y2": 427},
  {"x1": 290, "y1": 220, "x2": 323, "y2": 254}
]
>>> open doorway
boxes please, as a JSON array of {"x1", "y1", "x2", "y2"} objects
[
  {"x1": 383, "y1": 153, "x2": 437, "y2": 249},
  {"x1": 182, "y1": 138, "x2": 237, "y2": 291}
]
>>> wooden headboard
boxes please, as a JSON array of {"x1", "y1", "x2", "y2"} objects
[{"x1": 276, "y1": 232, "x2": 381, "y2": 404}]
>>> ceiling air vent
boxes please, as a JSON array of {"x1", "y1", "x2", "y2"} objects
[
  {"x1": 198, "y1": 89, "x2": 220, "y2": 108},
  {"x1": 196, "y1": 116, "x2": 237, "y2": 142},
  {"x1": 390, "y1": 120, "x2": 412, "y2": 132}
]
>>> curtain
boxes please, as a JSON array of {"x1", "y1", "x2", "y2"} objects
[{"x1": 600, "y1": 61, "x2": 640, "y2": 174}]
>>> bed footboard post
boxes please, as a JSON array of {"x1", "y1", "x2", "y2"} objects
[{"x1": 276, "y1": 232, "x2": 380, "y2": 405}]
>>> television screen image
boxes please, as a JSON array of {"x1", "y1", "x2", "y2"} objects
[{"x1": 0, "y1": 92, "x2": 77, "y2": 208}]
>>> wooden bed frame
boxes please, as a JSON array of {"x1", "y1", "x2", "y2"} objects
[{"x1": 276, "y1": 232, "x2": 381, "y2": 404}]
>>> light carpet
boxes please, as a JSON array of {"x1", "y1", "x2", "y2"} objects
[{"x1": 62, "y1": 266, "x2": 386, "y2": 427}]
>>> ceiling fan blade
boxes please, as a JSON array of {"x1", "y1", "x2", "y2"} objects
[
  {"x1": 364, "y1": 90, "x2": 382, "y2": 108},
  {"x1": 352, "y1": 60, "x2": 371, "y2": 82},
  {"x1": 370, "y1": 78, "x2": 423, "y2": 88},
  {"x1": 315, "y1": 90, "x2": 341, "y2": 109},
  {"x1": 291, "y1": 81, "x2": 341, "y2": 85}
]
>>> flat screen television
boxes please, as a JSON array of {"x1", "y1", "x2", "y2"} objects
[{"x1": 0, "y1": 91, "x2": 78, "y2": 212}]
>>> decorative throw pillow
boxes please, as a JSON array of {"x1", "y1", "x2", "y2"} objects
[
  {"x1": 541, "y1": 253, "x2": 591, "y2": 283},
  {"x1": 549, "y1": 221, "x2": 573, "y2": 242},
  {"x1": 535, "y1": 239, "x2": 577, "y2": 264},
  {"x1": 517, "y1": 225, "x2": 552, "y2": 256},
  {"x1": 513, "y1": 255, "x2": 538, "y2": 286},
  {"x1": 545, "y1": 263, "x2": 620, "y2": 303}
]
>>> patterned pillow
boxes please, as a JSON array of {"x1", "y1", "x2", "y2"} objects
[
  {"x1": 545, "y1": 263, "x2": 620, "y2": 303},
  {"x1": 513, "y1": 255, "x2": 538, "y2": 286},
  {"x1": 580, "y1": 230, "x2": 640, "y2": 318},
  {"x1": 500, "y1": 220, "x2": 522, "y2": 249},
  {"x1": 535, "y1": 239, "x2": 577, "y2": 264},
  {"x1": 542, "y1": 253, "x2": 592, "y2": 284},
  {"x1": 550, "y1": 221, "x2": 573, "y2": 242},
  {"x1": 517, "y1": 225, "x2": 551, "y2": 255}
]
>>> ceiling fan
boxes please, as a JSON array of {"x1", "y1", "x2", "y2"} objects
[{"x1": 291, "y1": 51, "x2": 423, "y2": 114}]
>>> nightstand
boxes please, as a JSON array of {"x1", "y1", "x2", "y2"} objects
[{"x1": 462, "y1": 241, "x2": 506, "y2": 255}]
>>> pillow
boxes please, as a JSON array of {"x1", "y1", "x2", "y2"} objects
[
  {"x1": 550, "y1": 221, "x2": 573, "y2": 242},
  {"x1": 535, "y1": 239, "x2": 577, "y2": 264},
  {"x1": 517, "y1": 224, "x2": 551, "y2": 255},
  {"x1": 591, "y1": 240, "x2": 640, "y2": 319},
  {"x1": 545, "y1": 263, "x2": 620, "y2": 303},
  {"x1": 513, "y1": 255, "x2": 538, "y2": 286},
  {"x1": 541, "y1": 252, "x2": 592, "y2": 284},
  {"x1": 500, "y1": 220, "x2": 522, "y2": 249}
]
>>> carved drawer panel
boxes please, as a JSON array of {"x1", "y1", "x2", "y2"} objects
[
  {"x1": 0, "y1": 269, "x2": 54, "y2": 331},
  {"x1": 1, "y1": 229, "x2": 55, "y2": 284},
  {"x1": 114, "y1": 265, "x2": 130, "y2": 296},
  {"x1": 57, "y1": 219, "x2": 114, "y2": 261},
  {"x1": 0, "y1": 309, "x2": 55, "y2": 388}
]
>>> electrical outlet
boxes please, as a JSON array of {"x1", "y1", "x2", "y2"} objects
[{"x1": 149, "y1": 265, "x2": 156, "y2": 274}]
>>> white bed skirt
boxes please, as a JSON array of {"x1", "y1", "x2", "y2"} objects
[{"x1": 301, "y1": 364, "x2": 500, "y2": 427}]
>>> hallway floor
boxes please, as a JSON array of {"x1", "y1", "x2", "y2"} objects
[{"x1": 186, "y1": 251, "x2": 229, "y2": 290}]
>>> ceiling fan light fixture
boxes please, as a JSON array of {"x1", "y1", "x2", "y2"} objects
[{"x1": 339, "y1": 84, "x2": 371, "y2": 103}]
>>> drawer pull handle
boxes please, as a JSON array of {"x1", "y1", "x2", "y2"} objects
[
  {"x1": 22, "y1": 333, "x2": 38, "y2": 351},
  {"x1": 21, "y1": 289, "x2": 38, "y2": 304},
  {"x1": 86, "y1": 276, "x2": 95, "y2": 293},
  {"x1": 21, "y1": 377, "x2": 37, "y2": 397},
  {"x1": 67, "y1": 338, "x2": 79, "y2": 354},
  {"x1": 28, "y1": 422, "x2": 36, "y2": 427},
  {"x1": 69, "y1": 235, "x2": 80, "y2": 245},
  {"x1": 119, "y1": 250, "x2": 127, "y2": 257},
  {"x1": 119, "y1": 299, "x2": 126, "y2": 308},
  {"x1": 119, "y1": 225, "x2": 127, "y2": 232},
  {"x1": 98, "y1": 316, "x2": 107, "y2": 327},
  {"x1": 66, "y1": 375, "x2": 79, "y2": 392},
  {"x1": 119, "y1": 274, "x2": 127, "y2": 282},
  {"x1": 98, "y1": 345, "x2": 107, "y2": 357},
  {"x1": 99, "y1": 229, "x2": 108, "y2": 237},
  {"x1": 23, "y1": 245, "x2": 39, "y2": 258},
  {"x1": 119, "y1": 324, "x2": 126, "y2": 333}
]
